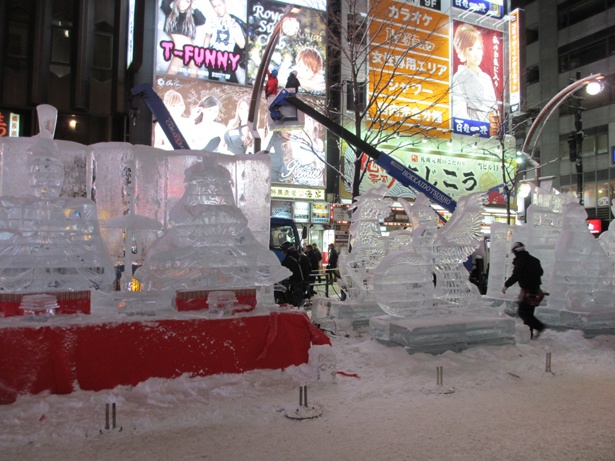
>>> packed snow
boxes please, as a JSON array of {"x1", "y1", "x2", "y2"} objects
[{"x1": 2, "y1": 315, "x2": 615, "y2": 461}]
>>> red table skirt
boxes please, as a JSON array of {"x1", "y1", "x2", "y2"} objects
[{"x1": 0, "y1": 311, "x2": 331, "y2": 404}]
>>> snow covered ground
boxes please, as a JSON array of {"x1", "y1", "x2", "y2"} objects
[{"x1": 2, "y1": 318, "x2": 615, "y2": 461}]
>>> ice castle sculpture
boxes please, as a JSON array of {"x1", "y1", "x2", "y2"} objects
[
  {"x1": 488, "y1": 186, "x2": 615, "y2": 335},
  {"x1": 135, "y1": 158, "x2": 290, "y2": 291},
  {"x1": 0, "y1": 106, "x2": 115, "y2": 292}
]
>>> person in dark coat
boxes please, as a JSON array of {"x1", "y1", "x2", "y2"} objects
[
  {"x1": 280, "y1": 242, "x2": 308, "y2": 307},
  {"x1": 305, "y1": 244, "x2": 319, "y2": 296},
  {"x1": 502, "y1": 242, "x2": 546, "y2": 339},
  {"x1": 326, "y1": 243, "x2": 339, "y2": 282},
  {"x1": 285, "y1": 70, "x2": 301, "y2": 93}
]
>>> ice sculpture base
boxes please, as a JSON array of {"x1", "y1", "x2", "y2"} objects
[
  {"x1": 311, "y1": 297, "x2": 384, "y2": 330},
  {"x1": 174, "y1": 288, "x2": 257, "y2": 315},
  {"x1": 536, "y1": 306, "x2": 615, "y2": 338},
  {"x1": 0, "y1": 291, "x2": 91, "y2": 317},
  {"x1": 369, "y1": 314, "x2": 516, "y2": 355}
]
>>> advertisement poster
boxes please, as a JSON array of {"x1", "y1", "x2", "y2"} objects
[
  {"x1": 247, "y1": 0, "x2": 327, "y2": 96},
  {"x1": 450, "y1": 21, "x2": 503, "y2": 138},
  {"x1": 152, "y1": 76, "x2": 326, "y2": 188},
  {"x1": 155, "y1": 0, "x2": 248, "y2": 84},
  {"x1": 368, "y1": 0, "x2": 451, "y2": 136},
  {"x1": 344, "y1": 145, "x2": 510, "y2": 204}
]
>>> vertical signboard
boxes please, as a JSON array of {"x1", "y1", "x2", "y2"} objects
[
  {"x1": 508, "y1": 8, "x2": 524, "y2": 114},
  {"x1": 450, "y1": 21, "x2": 503, "y2": 138},
  {"x1": 369, "y1": 1, "x2": 451, "y2": 136}
]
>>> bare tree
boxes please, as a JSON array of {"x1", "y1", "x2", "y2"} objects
[{"x1": 317, "y1": 0, "x2": 453, "y2": 202}]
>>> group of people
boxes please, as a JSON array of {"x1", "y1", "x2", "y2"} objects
[
  {"x1": 265, "y1": 69, "x2": 301, "y2": 99},
  {"x1": 278, "y1": 242, "x2": 340, "y2": 307}
]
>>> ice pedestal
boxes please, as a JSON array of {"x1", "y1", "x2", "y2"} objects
[
  {"x1": 311, "y1": 297, "x2": 384, "y2": 329},
  {"x1": 536, "y1": 305, "x2": 615, "y2": 338},
  {"x1": 369, "y1": 313, "x2": 516, "y2": 355}
]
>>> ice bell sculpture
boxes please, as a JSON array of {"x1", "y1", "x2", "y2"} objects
[{"x1": 135, "y1": 157, "x2": 290, "y2": 291}]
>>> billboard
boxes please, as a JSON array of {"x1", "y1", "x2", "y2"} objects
[
  {"x1": 151, "y1": 76, "x2": 326, "y2": 188},
  {"x1": 152, "y1": 0, "x2": 328, "y2": 190},
  {"x1": 155, "y1": 0, "x2": 248, "y2": 83},
  {"x1": 450, "y1": 21, "x2": 503, "y2": 138},
  {"x1": 246, "y1": 0, "x2": 327, "y2": 96},
  {"x1": 347, "y1": 145, "x2": 510, "y2": 203},
  {"x1": 369, "y1": 0, "x2": 451, "y2": 136},
  {"x1": 508, "y1": 9, "x2": 523, "y2": 114}
]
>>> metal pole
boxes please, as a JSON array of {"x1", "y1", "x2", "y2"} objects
[
  {"x1": 105, "y1": 403, "x2": 110, "y2": 430},
  {"x1": 545, "y1": 352, "x2": 552, "y2": 373}
]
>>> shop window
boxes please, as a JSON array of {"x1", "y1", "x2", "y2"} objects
[
  {"x1": 597, "y1": 181, "x2": 610, "y2": 206},
  {"x1": 93, "y1": 22, "x2": 114, "y2": 82},
  {"x1": 584, "y1": 181, "x2": 597, "y2": 207},
  {"x1": 50, "y1": 16, "x2": 73, "y2": 78}
]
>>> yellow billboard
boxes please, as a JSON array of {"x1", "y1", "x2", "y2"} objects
[{"x1": 369, "y1": 1, "x2": 450, "y2": 137}]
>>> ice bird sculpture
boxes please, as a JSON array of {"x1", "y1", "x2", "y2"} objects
[{"x1": 372, "y1": 191, "x2": 486, "y2": 317}]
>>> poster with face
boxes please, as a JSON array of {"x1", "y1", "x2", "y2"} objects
[
  {"x1": 247, "y1": 0, "x2": 327, "y2": 96},
  {"x1": 152, "y1": 76, "x2": 326, "y2": 189},
  {"x1": 155, "y1": 0, "x2": 248, "y2": 84},
  {"x1": 450, "y1": 21, "x2": 503, "y2": 138}
]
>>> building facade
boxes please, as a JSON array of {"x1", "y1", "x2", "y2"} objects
[{"x1": 514, "y1": 0, "x2": 615, "y2": 229}]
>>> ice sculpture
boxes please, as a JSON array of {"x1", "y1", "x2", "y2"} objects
[
  {"x1": 0, "y1": 106, "x2": 115, "y2": 292},
  {"x1": 487, "y1": 186, "x2": 615, "y2": 334},
  {"x1": 339, "y1": 185, "x2": 393, "y2": 300},
  {"x1": 548, "y1": 202, "x2": 615, "y2": 309},
  {"x1": 597, "y1": 199, "x2": 615, "y2": 262},
  {"x1": 371, "y1": 192, "x2": 486, "y2": 317},
  {"x1": 135, "y1": 158, "x2": 290, "y2": 291}
]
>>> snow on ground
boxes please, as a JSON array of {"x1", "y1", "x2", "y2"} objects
[{"x1": 2, "y1": 319, "x2": 615, "y2": 461}]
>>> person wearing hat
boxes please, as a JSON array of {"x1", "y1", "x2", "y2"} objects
[
  {"x1": 501, "y1": 242, "x2": 547, "y2": 339},
  {"x1": 265, "y1": 68, "x2": 279, "y2": 98},
  {"x1": 285, "y1": 70, "x2": 301, "y2": 93}
]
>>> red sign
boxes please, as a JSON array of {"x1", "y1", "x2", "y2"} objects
[{"x1": 587, "y1": 219, "x2": 602, "y2": 234}]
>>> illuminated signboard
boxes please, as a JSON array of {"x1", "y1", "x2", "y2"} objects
[
  {"x1": 151, "y1": 77, "x2": 326, "y2": 188},
  {"x1": 0, "y1": 111, "x2": 20, "y2": 137},
  {"x1": 508, "y1": 9, "x2": 522, "y2": 114},
  {"x1": 349, "y1": 146, "x2": 510, "y2": 202},
  {"x1": 369, "y1": 0, "x2": 450, "y2": 136},
  {"x1": 451, "y1": 0, "x2": 504, "y2": 19},
  {"x1": 293, "y1": 201, "x2": 311, "y2": 223},
  {"x1": 155, "y1": 0, "x2": 248, "y2": 83},
  {"x1": 587, "y1": 219, "x2": 602, "y2": 234},
  {"x1": 246, "y1": 0, "x2": 327, "y2": 97},
  {"x1": 451, "y1": 21, "x2": 503, "y2": 138},
  {"x1": 311, "y1": 202, "x2": 330, "y2": 223},
  {"x1": 271, "y1": 186, "x2": 325, "y2": 200}
]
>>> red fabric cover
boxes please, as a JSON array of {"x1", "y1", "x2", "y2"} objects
[{"x1": 0, "y1": 311, "x2": 331, "y2": 404}]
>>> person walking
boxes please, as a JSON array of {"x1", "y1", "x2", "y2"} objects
[{"x1": 501, "y1": 242, "x2": 547, "y2": 339}]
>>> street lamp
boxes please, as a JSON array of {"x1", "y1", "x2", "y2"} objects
[{"x1": 520, "y1": 73, "x2": 604, "y2": 194}]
